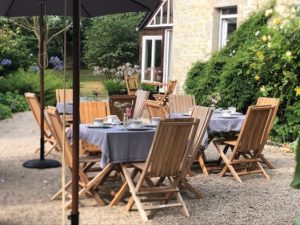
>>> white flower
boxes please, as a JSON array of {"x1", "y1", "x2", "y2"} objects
[
  {"x1": 262, "y1": 35, "x2": 268, "y2": 42},
  {"x1": 285, "y1": 51, "x2": 292, "y2": 57},
  {"x1": 265, "y1": 9, "x2": 273, "y2": 17},
  {"x1": 255, "y1": 31, "x2": 260, "y2": 36}
]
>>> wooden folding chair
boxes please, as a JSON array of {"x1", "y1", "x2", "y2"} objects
[
  {"x1": 55, "y1": 89, "x2": 73, "y2": 123},
  {"x1": 125, "y1": 75, "x2": 139, "y2": 96},
  {"x1": 213, "y1": 105, "x2": 275, "y2": 183},
  {"x1": 46, "y1": 106, "x2": 114, "y2": 207},
  {"x1": 80, "y1": 101, "x2": 110, "y2": 154},
  {"x1": 190, "y1": 106, "x2": 214, "y2": 176},
  {"x1": 169, "y1": 95, "x2": 196, "y2": 113},
  {"x1": 144, "y1": 100, "x2": 169, "y2": 119},
  {"x1": 118, "y1": 118, "x2": 199, "y2": 221},
  {"x1": 56, "y1": 89, "x2": 73, "y2": 103},
  {"x1": 153, "y1": 80, "x2": 177, "y2": 105},
  {"x1": 24, "y1": 92, "x2": 59, "y2": 155},
  {"x1": 108, "y1": 95, "x2": 136, "y2": 121},
  {"x1": 133, "y1": 90, "x2": 149, "y2": 119},
  {"x1": 256, "y1": 97, "x2": 280, "y2": 169}
]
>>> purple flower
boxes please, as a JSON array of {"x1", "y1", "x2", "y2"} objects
[{"x1": 0, "y1": 59, "x2": 12, "y2": 66}]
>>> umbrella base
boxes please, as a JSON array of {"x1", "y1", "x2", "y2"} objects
[{"x1": 23, "y1": 159, "x2": 61, "y2": 169}]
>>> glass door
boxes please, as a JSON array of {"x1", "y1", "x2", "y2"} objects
[{"x1": 141, "y1": 36, "x2": 163, "y2": 82}]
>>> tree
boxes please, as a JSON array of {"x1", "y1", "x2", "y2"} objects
[
  {"x1": 6, "y1": 16, "x2": 73, "y2": 66},
  {"x1": 84, "y1": 12, "x2": 144, "y2": 68}
]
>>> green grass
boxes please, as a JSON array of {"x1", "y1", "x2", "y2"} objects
[{"x1": 66, "y1": 69, "x2": 107, "y2": 97}]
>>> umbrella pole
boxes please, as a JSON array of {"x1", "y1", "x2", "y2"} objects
[
  {"x1": 69, "y1": 0, "x2": 80, "y2": 224},
  {"x1": 23, "y1": 0, "x2": 60, "y2": 169}
]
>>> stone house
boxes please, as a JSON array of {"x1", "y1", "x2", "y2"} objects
[{"x1": 138, "y1": 0, "x2": 299, "y2": 92}]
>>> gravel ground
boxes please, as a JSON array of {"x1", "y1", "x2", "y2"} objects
[{"x1": 0, "y1": 111, "x2": 299, "y2": 225}]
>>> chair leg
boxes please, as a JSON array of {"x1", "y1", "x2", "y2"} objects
[
  {"x1": 256, "y1": 161, "x2": 271, "y2": 180},
  {"x1": 259, "y1": 154, "x2": 275, "y2": 169},
  {"x1": 175, "y1": 192, "x2": 190, "y2": 217},
  {"x1": 121, "y1": 165, "x2": 148, "y2": 222},
  {"x1": 109, "y1": 181, "x2": 129, "y2": 207},
  {"x1": 214, "y1": 142, "x2": 243, "y2": 183},
  {"x1": 197, "y1": 152, "x2": 208, "y2": 176},
  {"x1": 51, "y1": 180, "x2": 72, "y2": 200},
  {"x1": 180, "y1": 178, "x2": 202, "y2": 198}
]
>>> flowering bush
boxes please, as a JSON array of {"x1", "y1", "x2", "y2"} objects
[
  {"x1": 49, "y1": 56, "x2": 63, "y2": 71},
  {"x1": 0, "y1": 27, "x2": 32, "y2": 74},
  {"x1": 93, "y1": 62, "x2": 141, "y2": 80},
  {"x1": 185, "y1": 3, "x2": 300, "y2": 142}
]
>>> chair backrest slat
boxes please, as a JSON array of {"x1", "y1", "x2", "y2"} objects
[
  {"x1": 236, "y1": 105, "x2": 275, "y2": 153},
  {"x1": 133, "y1": 90, "x2": 150, "y2": 119},
  {"x1": 46, "y1": 107, "x2": 73, "y2": 168},
  {"x1": 169, "y1": 95, "x2": 195, "y2": 113},
  {"x1": 56, "y1": 89, "x2": 73, "y2": 103},
  {"x1": 145, "y1": 118, "x2": 199, "y2": 177},
  {"x1": 191, "y1": 106, "x2": 214, "y2": 150},
  {"x1": 80, "y1": 101, "x2": 109, "y2": 124},
  {"x1": 256, "y1": 97, "x2": 280, "y2": 134},
  {"x1": 144, "y1": 100, "x2": 168, "y2": 119},
  {"x1": 24, "y1": 92, "x2": 52, "y2": 137}
]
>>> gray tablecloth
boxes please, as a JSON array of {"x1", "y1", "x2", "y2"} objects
[
  {"x1": 56, "y1": 102, "x2": 73, "y2": 114},
  {"x1": 209, "y1": 114, "x2": 245, "y2": 133},
  {"x1": 73, "y1": 125, "x2": 155, "y2": 168},
  {"x1": 169, "y1": 113, "x2": 245, "y2": 133}
]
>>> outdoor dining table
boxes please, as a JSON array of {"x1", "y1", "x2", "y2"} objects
[
  {"x1": 74, "y1": 125, "x2": 155, "y2": 168},
  {"x1": 169, "y1": 112, "x2": 245, "y2": 133}
]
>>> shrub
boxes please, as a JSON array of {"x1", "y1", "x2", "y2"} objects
[
  {"x1": 103, "y1": 79, "x2": 126, "y2": 95},
  {"x1": 185, "y1": 3, "x2": 300, "y2": 142},
  {"x1": 0, "y1": 103, "x2": 11, "y2": 119},
  {"x1": 0, "y1": 69, "x2": 71, "y2": 106},
  {"x1": 0, "y1": 27, "x2": 33, "y2": 74},
  {"x1": 0, "y1": 91, "x2": 29, "y2": 113}
]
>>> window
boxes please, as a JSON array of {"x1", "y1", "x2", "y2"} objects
[
  {"x1": 141, "y1": 36, "x2": 163, "y2": 82},
  {"x1": 219, "y1": 7, "x2": 237, "y2": 49},
  {"x1": 147, "y1": 0, "x2": 173, "y2": 27}
]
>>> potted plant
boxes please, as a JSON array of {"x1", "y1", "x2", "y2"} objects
[{"x1": 103, "y1": 79, "x2": 127, "y2": 96}]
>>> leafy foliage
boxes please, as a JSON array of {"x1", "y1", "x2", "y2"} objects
[
  {"x1": 103, "y1": 79, "x2": 126, "y2": 96},
  {"x1": 0, "y1": 91, "x2": 29, "y2": 113},
  {"x1": 84, "y1": 13, "x2": 144, "y2": 68},
  {"x1": 0, "y1": 103, "x2": 11, "y2": 119},
  {"x1": 0, "y1": 69, "x2": 71, "y2": 107},
  {"x1": 185, "y1": 3, "x2": 300, "y2": 142},
  {"x1": 0, "y1": 27, "x2": 33, "y2": 74}
]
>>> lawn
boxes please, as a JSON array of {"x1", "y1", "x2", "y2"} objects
[{"x1": 66, "y1": 69, "x2": 107, "y2": 97}]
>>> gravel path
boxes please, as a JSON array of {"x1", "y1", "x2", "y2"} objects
[{"x1": 0, "y1": 112, "x2": 299, "y2": 225}]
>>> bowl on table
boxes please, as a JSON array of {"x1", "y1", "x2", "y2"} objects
[
  {"x1": 94, "y1": 118, "x2": 104, "y2": 126},
  {"x1": 129, "y1": 120, "x2": 143, "y2": 129}
]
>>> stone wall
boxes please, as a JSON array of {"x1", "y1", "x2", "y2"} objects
[{"x1": 171, "y1": 0, "x2": 300, "y2": 93}]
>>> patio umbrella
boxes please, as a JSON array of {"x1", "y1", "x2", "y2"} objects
[{"x1": 0, "y1": 0, "x2": 160, "y2": 224}]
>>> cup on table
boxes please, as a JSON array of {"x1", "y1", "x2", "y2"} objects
[
  {"x1": 228, "y1": 107, "x2": 236, "y2": 114},
  {"x1": 187, "y1": 107, "x2": 193, "y2": 116},
  {"x1": 94, "y1": 118, "x2": 104, "y2": 126},
  {"x1": 106, "y1": 115, "x2": 119, "y2": 124},
  {"x1": 221, "y1": 110, "x2": 231, "y2": 117},
  {"x1": 130, "y1": 120, "x2": 142, "y2": 128},
  {"x1": 151, "y1": 117, "x2": 161, "y2": 126}
]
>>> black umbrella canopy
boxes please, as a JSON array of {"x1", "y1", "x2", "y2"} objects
[
  {"x1": 1, "y1": 0, "x2": 159, "y2": 17},
  {"x1": 1, "y1": 0, "x2": 161, "y2": 224}
]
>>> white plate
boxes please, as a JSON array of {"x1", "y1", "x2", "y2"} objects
[
  {"x1": 144, "y1": 124, "x2": 157, "y2": 127},
  {"x1": 219, "y1": 116, "x2": 240, "y2": 119},
  {"x1": 88, "y1": 125, "x2": 112, "y2": 128},
  {"x1": 231, "y1": 112, "x2": 242, "y2": 115},
  {"x1": 126, "y1": 127, "x2": 152, "y2": 131}
]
